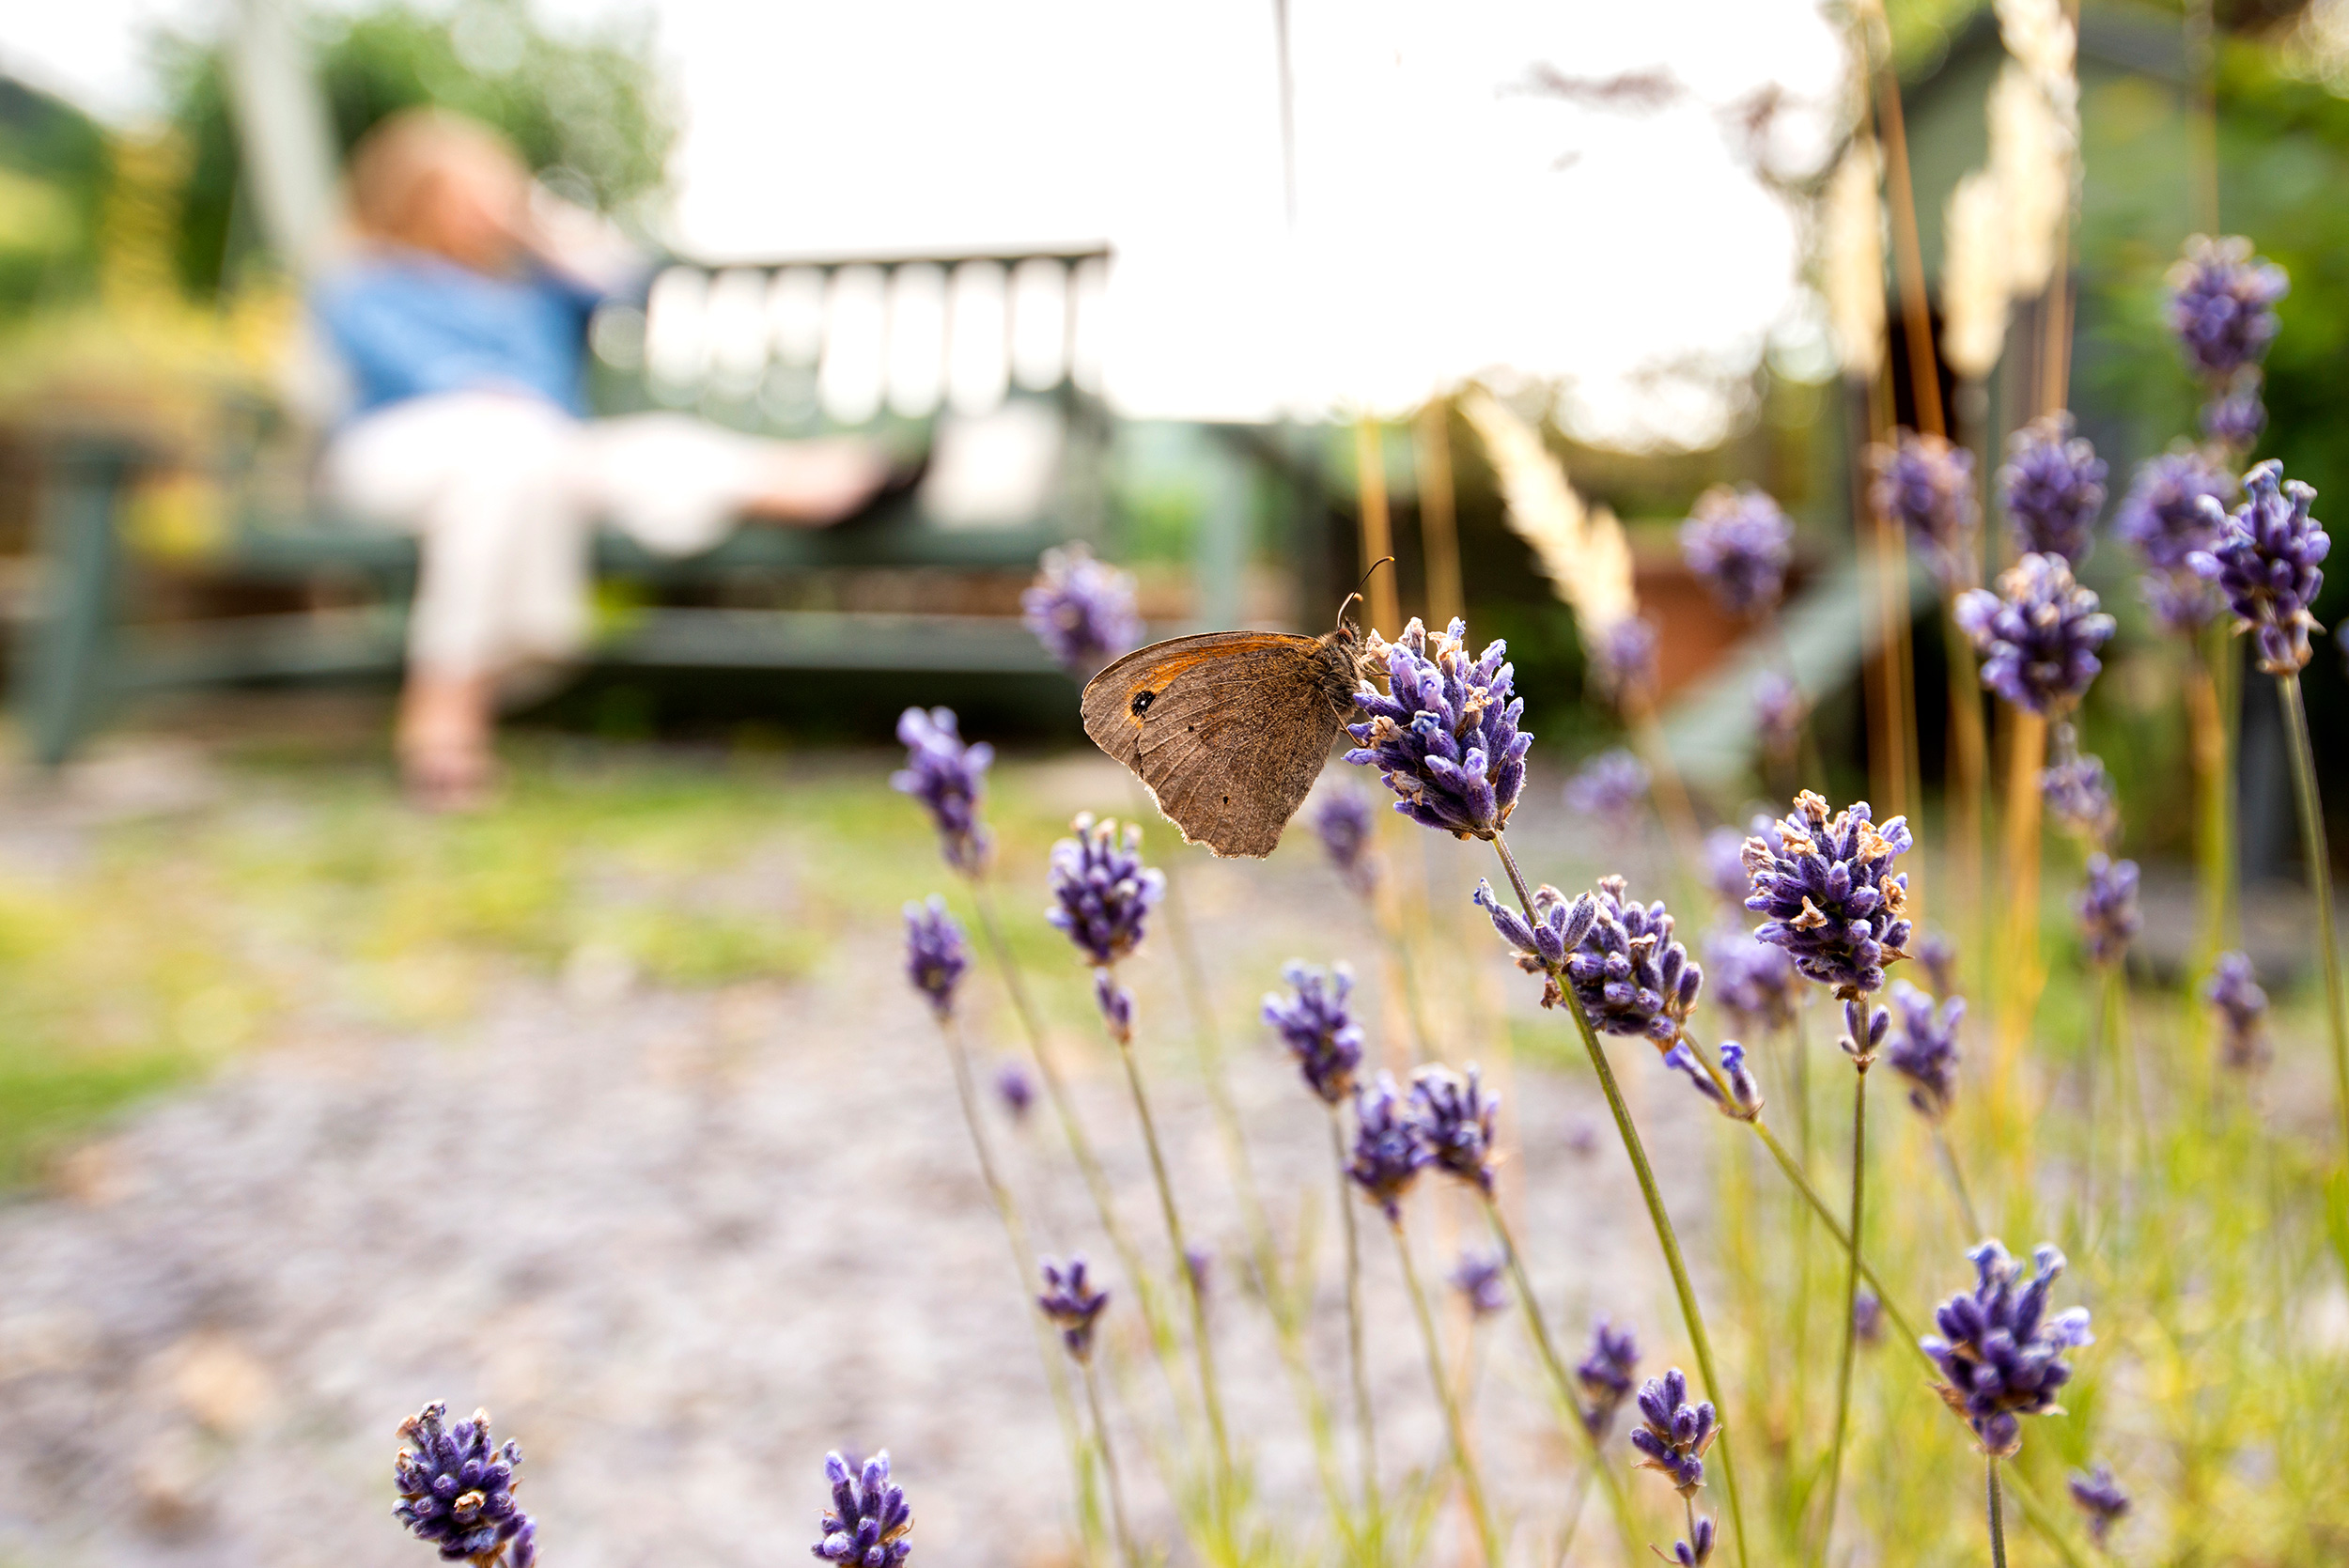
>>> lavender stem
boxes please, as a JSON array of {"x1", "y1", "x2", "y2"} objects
[
  {"x1": 1392, "y1": 1215, "x2": 1502, "y2": 1567},
  {"x1": 2276, "y1": 671, "x2": 2349, "y2": 1170},
  {"x1": 1327, "y1": 1103, "x2": 1378, "y2": 1513},
  {"x1": 1816, "y1": 1063, "x2": 1869, "y2": 1561},
  {"x1": 1989, "y1": 1455, "x2": 2010, "y2": 1568},
  {"x1": 1082, "y1": 1359, "x2": 1140, "y2": 1568}
]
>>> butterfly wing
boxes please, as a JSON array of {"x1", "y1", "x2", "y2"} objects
[{"x1": 1081, "y1": 631, "x2": 1355, "y2": 858}]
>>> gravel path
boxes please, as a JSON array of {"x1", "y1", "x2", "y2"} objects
[{"x1": 0, "y1": 764, "x2": 1711, "y2": 1568}]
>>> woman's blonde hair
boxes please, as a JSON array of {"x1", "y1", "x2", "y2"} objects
[{"x1": 344, "y1": 107, "x2": 526, "y2": 248}]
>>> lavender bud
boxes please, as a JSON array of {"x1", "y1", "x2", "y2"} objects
[
  {"x1": 1312, "y1": 787, "x2": 1380, "y2": 895},
  {"x1": 1409, "y1": 1064, "x2": 1500, "y2": 1193},
  {"x1": 1348, "y1": 1072, "x2": 1429, "y2": 1222},
  {"x1": 2040, "y1": 753, "x2": 2117, "y2": 843},
  {"x1": 1046, "y1": 814, "x2": 1165, "y2": 967},
  {"x1": 1706, "y1": 924, "x2": 1799, "y2": 1035},
  {"x1": 1448, "y1": 1248, "x2": 1510, "y2": 1317},
  {"x1": 1595, "y1": 616, "x2": 1660, "y2": 705},
  {"x1": 2201, "y1": 380, "x2": 2267, "y2": 452},
  {"x1": 2075, "y1": 854, "x2": 2141, "y2": 967},
  {"x1": 1918, "y1": 932, "x2": 1958, "y2": 998},
  {"x1": 1744, "y1": 790, "x2": 1914, "y2": 997},
  {"x1": 1185, "y1": 1245, "x2": 1213, "y2": 1302},
  {"x1": 891, "y1": 707, "x2": 994, "y2": 874},
  {"x1": 1262, "y1": 961, "x2": 1364, "y2": 1105},
  {"x1": 1473, "y1": 878, "x2": 1595, "y2": 982},
  {"x1": 1576, "y1": 1318, "x2": 1640, "y2": 1436},
  {"x1": 1954, "y1": 554, "x2": 2115, "y2": 716},
  {"x1": 812, "y1": 1450, "x2": 913, "y2": 1567},
  {"x1": 1563, "y1": 748, "x2": 1650, "y2": 828},
  {"x1": 1870, "y1": 429, "x2": 1980, "y2": 586},
  {"x1": 1680, "y1": 485, "x2": 1794, "y2": 616},
  {"x1": 2167, "y1": 234, "x2": 2288, "y2": 384},
  {"x1": 394, "y1": 1403, "x2": 536, "y2": 1568},
  {"x1": 2067, "y1": 1461, "x2": 2131, "y2": 1548},
  {"x1": 1036, "y1": 1256, "x2": 1111, "y2": 1361},
  {"x1": 1841, "y1": 997, "x2": 1890, "y2": 1065},
  {"x1": 1921, "y1": 1240, "x2": 2093, "y2": 1458},
  {"x1": 994, "y1": 1062, "x2": 1035, "y2": 1119},
  {"x1": 902, "y1": 895, "x2": 969, "y2": 1018},
  {"x1": 1703, "y1": 827, "x2": 1751, "y2": 908},
  {"x1": 1663, "y1": 1516, "x2": 1718, "y2": 1567},
  {"x1": 1093, "y1": 970, "x2": 1135, "y2": 1041},
  {"x1": 1886, "y1": 980, "x2": 1963, "y2": 1121},
  {"x1": 2205, "y1": 950, "x2": 2269, "y2": 1070},
  {"x1": 1022, "y1": 543, "x2": 1141, "y2": 679},
  {"x1": 1663, "y1": 1038, "x2": 1763, "y2": 1121},
  {"x1": 1853, "y1": 1289, "x2": 1884, "y2": 1347},
  {"x1": 1345, "y1": 616, "x2": 1528, "y2": 840},
  {"x1": 1999, "y1": 413, "x2": 2107, "y2": 566},
  {"x1": 1630, "y1": 1369, "x2": 1718, "y2": 1497},
  {"x1": 2189, "y1": 460, "x2": 2329, "y2": 675},
  {"x1": 1565, "y1": 877, "x2": 1703, "y2": 1041}
]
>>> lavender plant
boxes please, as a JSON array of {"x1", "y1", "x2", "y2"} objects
[
  {"x1": 2066, "y1": 1463, "x2": 2130, "y2": 1549},
  {"x1": 1023, "y1": 543, "x2": 1142, "y2": 679},
  {"x1": 1576, "y1": 1319, "x2": 1640, "y2": 1437},
  {"x1": 1038, "y1": 1259, "x2": 1136, "y2": 1565},
  {"x1": 1870, "y1": 429, "x2": 1981, "y2": 587},
  {"x1": 891, "y1": 707, "x2": 994, "y2": 874},
  {"x1": 811, "y1": 1451, "x2": 913, "y2": 1568},
  {"x1": 2169, "y1": 234, "x2": 2288, "y2": 454},
  {"x1": 1681, "y1": 485, "x2": 1795, "y2": 616},
  {"x1": 393, "y1": 1404, "x2": 537, "y2": 1568},
  {"x1": 1954, "y1": 554, "x2": 2116, "y2": 719},
  {"x1": 1999, "y1": 413, "x2": 2107, "y2": 566},
  {"x1": 902, "y1": 895, "x2": 968, "y2": 1018}
]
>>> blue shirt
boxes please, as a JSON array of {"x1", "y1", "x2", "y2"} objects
[{"x1": 311, "y1": 249, "x2": 604, "y2": 418}]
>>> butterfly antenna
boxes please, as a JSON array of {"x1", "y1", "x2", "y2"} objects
[{"x1": 1338, "y1": 556, "x2": 1396, "y2": 632}]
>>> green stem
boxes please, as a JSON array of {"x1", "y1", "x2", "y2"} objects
[
  {"x1": 1491, "y1": 834, "x2": 1750, "y2": 1568},
  {"x1": 1934, "y1": 1124, "x2": 1984, "y2": 1241},
  {"x1": 1102, "y1": 987, "x2": 1236, "y2": 1495},
  {"x1": 1392, "y1": 1217, "x2": 1503, "y2": 1568},
  {"x1": 1083, "y1": 1358, "x2": 1140, "y2": 1568},
  {"x1": 1817, "y1": 1063, "x2": 1869, "y2": 1562},
  {"x1": 2277, "y1": 672, "x2": 2349, "y2": 1170},
  {"x1": 1481, "y1": 1198, "x2": 1641, "y2": 1561},
  {"x1": 1987, "y1": 1456, "x2": 2009, "y2": 1568},
  {"x1": 1329, "y1": 1106, "x2": 1379, "y2": 1516}
]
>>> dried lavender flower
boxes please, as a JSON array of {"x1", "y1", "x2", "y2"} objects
[
  {"x1": 1046, "y1": 814, "x2": 1164, "y2": 967},
  {"x1": 1346, "y1": 616, "x2": 1529, "y2": 839},
  {"x1": 1631, "y1": 1369, "x2": 1718, "y2": 1497},
  {"x1": 1036, "y1": 1256, "x2": 1111, "y2": 1360},
  {"x1": 1662, "y1": 1037, "x2": 1764, "y2": 1120},
  {"x1": 1999, "y1": 413, "x2": 2107, "y2": 565},
  {"x1": 1449, "y1": 1247, "x2": 1510, "y2": 1317},
  {"x1": 1410, "y1": 1063, "x2": 1500, "y2": 1193},
  {"x1": 891, "y1": 708, "x2": 994, "y2": 874},
  {"x1": 902, "y1": 896, "x2": 969, "y2": 1019},
  {"x1": 1312, "y1": 788, "x2": 1379, "y2": 895},
  {"x1": 393, "y1": 1403, "x2": 537, "y2": 1568},
  {"x1": 2168, "y1": 234, "x2": 2288, "y2": 383},
  {"x1": 1886, "y1": 980, "x2": 1963, "y2": 1121},
  {"x1": 1022, "y1": 543, "x2": 1141, "y2": 679},
  {"x1": 1563, "y1": 748, "x2": 1651, "y2": 827},
  {"x1": 2068, "y1": 1462, "x2": 2131, "y2": 1548},
  {"x1": 2206, "y1": 950, "x2": 2269, "y2": 1070},
  {"x1": 2189, "y1": 459, "x2": 2329, "y2": 675},
  {"x1": 812, "y1": 1451, "x2": 912, "y2": 1567},
  {"x1": 2075, "y1": 854, "x2": 2141, "y2": 967},
  {"x1": 994, "y1": 1062, "x2": 1034, "y2": 1119},
  {"x1": 1871, "y1": 429, "x2": 1980, "y2": 585},
  {"x1": 1261, "y1": 961, "x2": 1364, "y2": 1105},
  {"x1": 1922, "y1": 1240, "x2": 2093, "y2": 1457},
  {"x1": 1681, "y1": 485, "x2": 1795, "y2": 616},
  {"x1": 1577, "y1": 1319, "x2": 1640, "y2": 1436},
  {"x1": 1954, "y1": 553, "x2": 2115, "y2": 716},
  {"x1": 1753, "y1": 671, "x2": 1805, "y2": 761},
  {"x1": 1565, "y1": 877, "x2": 1703, "y2": 1042},
  {"x1": 1744, "y1": 790, "x2": 1914, "y2": 997},
  {"x1": 2041, "y1": 753, "x2": 2117, "y2": 843},
  {"x1": 1349, "y1": 1071, "x2": 1429, "y2": 1222},
  {"x1": 1706, "y1": 924, "x2": 1799, "y2": 1035}
]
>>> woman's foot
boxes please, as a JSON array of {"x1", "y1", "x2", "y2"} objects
[
  {"x1": 397, "y1": 671, "x2": 499, "y2": 813},
  {"x1": 738, "y1": 438, "x2": 893, "y2": 525}
]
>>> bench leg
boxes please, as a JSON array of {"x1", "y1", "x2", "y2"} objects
[{"x1": 13, "y1": 445, "x2": 132, "y2": 768}]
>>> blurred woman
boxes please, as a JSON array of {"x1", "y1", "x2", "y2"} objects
[{"x1": 312, "y1": 108, "x2": 887, "y2": 808}]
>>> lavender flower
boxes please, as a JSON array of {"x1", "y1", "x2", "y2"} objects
[
  {"x1": 1662, "y1": 1037, "x2": 1764, "y2": 1120},
  {"x1": 1870, "y1": 429, "x2": 1980, "y2": 585},
  {"x1": 1346, "y1": 616, "x2": 1529, "y2": 839},
  {"x1": 1999, "y1": 413, "x2": 2107, "y2": 565},
  {"x1": 1681, "y1": 485, "x2": 1794, "y2": 616},
  {"x1": 1954, "y1": 554, "x2": 2115, "y2": 716},
  {"x1": 1630, "y1": 1369, "x2": 1718, "y2": 1497},
  {"x1": 891, "y1": 708, "x2": 994, "y2": 874},
  {"x1": 1563, "y1": 748, "x2": 1650, "y2": 826},
  {"x1": 1046, "y1": 815, "x2": 1164, "y2": 967},
  {"x1": 1577, "y1": 1319, "x2": 1640, "y2": 1436},
  {"x1": 2115, "y1": 449, "x2": 2231, "y2": 578},
  {"x1": 2206, "y1": 950, "x2": 2269, "y2": 1070},
  {"x1": 1839, "y1": 995, "x2": 1890, "y2": 1065},
  {"x1": 1706, "y1": 924, "x2": 1799, "y2": 1034},
  {"x1": 1753, "y1": 670, "x2": 1805, "y2": 761},
  {"x1": 2143, "y1": 569, "x2": 2226, "y2": 636},
  {"x1": 393, "y1": 1404, "x2": 537, "y2": 1568},
  {"x1": 902, "y1": 896, "x2": 969, "y2": 1018},
  {"x1": 1886, "y1": 980, "x2": 1963, "y2": 1121},
  {"x1": 1922, "y1": 1240, "x2": 2093, "y2": 1458},
  {"x1": 994, "y1": 1062, "x2": 1034, "y2": 1119},
  {"x1": 1594, "y1": 616, "x2": 1660, "y2": 704},
  {"x1": 2075, "y1": 854, "x2": 2141, "y2": 967},
  {"x1": 1472, "y1": 877, "x2": 1599, "y2": 1003},
  {"x1": 1022, "y1": 543, "x2": 1141, "y2": 678},
  {"x1": 2068, "y1": 1462, "x2": 2131, "y2": 1548},
  {"x1": 1410, "y1": 1064, "x2": 1500, "y2": 1192},
  {"x1": 2168, "y1": 234, "x2": 2288, "y2": 383},
  {"x1": 812, "y1": 1451, "x2": 912, "y2": 1568},
  {"x1": 1036, "y1": 1256, "x2": 1111, "y2": 1360},
  {"x1": 1661, "y1": 1517, "x2": 1717, "y2": 1567},
  {"x1": 1564, "y1": 877, "x2": 1703, "y2": 1043},
  {"x1": 1918, "y1": 932, "x2": 1958, "y2": 997},
  {"x1": 1703, "y1": 827, "x2": 1750, "y2": 908},
  {"x1": 1853, "y1": 1289, "x2": 1884, "y2": 1347},
  {"x1": 1261, "y1": 961, "x2": 1364, "y2": 1104},
  {"x1": 1093, "y1": 971, "x2": 1135, "y2": 1040},
  {"x1": 1349, "y1": 1071, "x2": 1429, "y2": 1222},
  {"x1": 1312, "y1": 788, "x2": 1379, "y2": 895},
  {"x1": 2040, "y1": 753, "x2": 2117, "y2": 843},
  {"x1": 2201, "y1": 382, "x2": 2267, "y2": 452},
  {"x1": 1449, "y1": 1248, "x2": 1510, "y2": 1317},
  {"x1": 2189, "y1": 460, "x2": 2329, "y2": 675},
  {"x1": 1743, "y1": 790, "x2": 1914, "y2": 997}
]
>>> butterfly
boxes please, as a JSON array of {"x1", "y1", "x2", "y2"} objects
[{"x1": 1081, "y1": 597, "x2": 1377, "y2": 859}]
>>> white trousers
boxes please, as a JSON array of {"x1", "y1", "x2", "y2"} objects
[{"x1": 320, "y1": 392, "x2": 777, "y2": 678}]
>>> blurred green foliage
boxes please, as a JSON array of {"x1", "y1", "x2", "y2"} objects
[
  {"x1": 0, "y1": 79, "x2": 110, "y2": 314},
  {"x1": 153, "y1": 0, "x2": 675, "y2": 295}
]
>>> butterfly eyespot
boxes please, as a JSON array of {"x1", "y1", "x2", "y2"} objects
[{"x1": 1131, "y1": 691, "x2": 1155, "y2": 715}]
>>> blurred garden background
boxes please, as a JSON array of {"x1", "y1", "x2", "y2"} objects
[{"x1": 5, "y1": 0, "x2": 2349, "y2": 1564}]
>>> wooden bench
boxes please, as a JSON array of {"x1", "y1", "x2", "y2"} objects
[{"x1": 12, "y1": 243, "x2": 1173, "y2": 764}]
